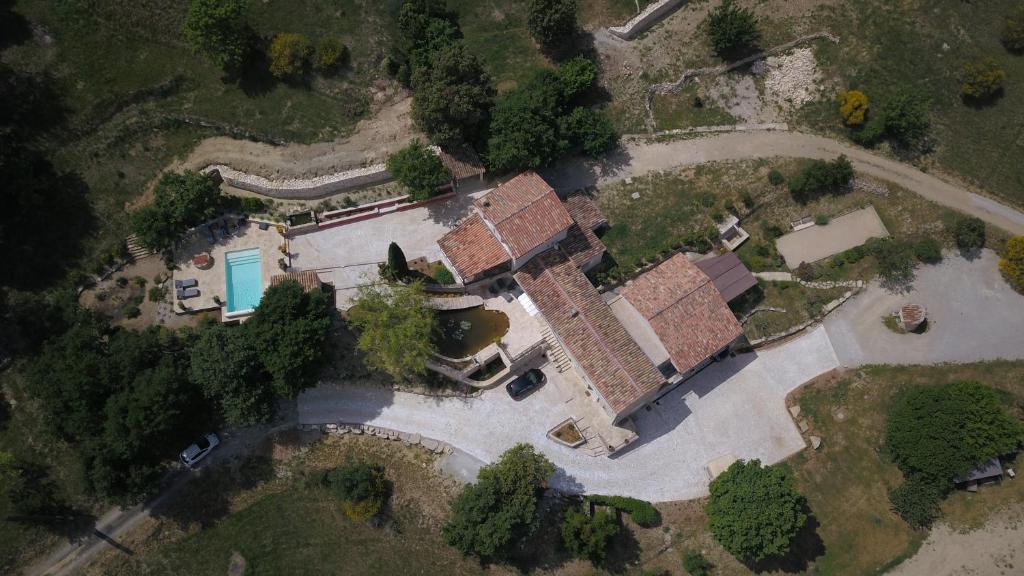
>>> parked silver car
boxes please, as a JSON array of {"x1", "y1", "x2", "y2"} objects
[{"x1": 180, "y1": 433, "x2": 220, "y2": 468}]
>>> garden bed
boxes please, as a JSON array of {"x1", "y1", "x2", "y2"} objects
[{"x1": 547, "y1": 418, "x2": 585, "y2": 448}]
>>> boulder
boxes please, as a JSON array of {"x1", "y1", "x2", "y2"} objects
[
  {"x1": 810, "y1": 436, "x2": 822, "y2": 450},
  {"x1": 788, "y1": 405, "x2": 801, "y2": 418}
]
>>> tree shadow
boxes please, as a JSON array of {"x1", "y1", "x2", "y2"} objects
[
  {"x1": 745, "y1": 507, "x2": 825, "y2": 573},
  {"x1": 149, "y1": 455, "x2": 275, "y2": 529},
  {"x1": 4, "y1": 461, "x2": 97, "y2": 542},
  {"x1": 961, "y1": 88, "x2": 1005, "y2": 109},
  {"x1": 505, "y1": 494, "x2": 575, "y2": 573},
  {"x1": 599, "y1": 516, "x2": 642, "y2": 574},
  {"x1": 0, "y1": 0, "x2": 31, "y2": 50},
  {"x1": 224, "y1": 33, "x2": 278, "y2": 97}
]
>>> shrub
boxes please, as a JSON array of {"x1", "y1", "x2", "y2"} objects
[
  {"x1": 527, "y1": 0, "x2": 578, "y2": 52},
  {"x1": 184, "y1": 0, "x2": 249, "y2": 70},
  {"x1": 950, "y1": 215, "x2": 986, "y2": 251},
  {"x1": 867, "y1": 238, "x2": 916, "y2": 286},
  {"x1": 839, "y1": 90, "x2": 869, "y2": 126},
  {"x1": 238, "y1": 196, "x2": 267, "y2": 214},
  {"x1": 760, "y1": 221, "x2": 785, "y2": 239},
  {"x1": 767, "y1": 169, "x2": 784, "y2": 186},
  {"x1": 682, "y1": 549, "x2": 712, "y2": 576},
  {"x1": 314, "y1": 37, "x2": 349, "y2": 72},
  {"x1": 889, "y1": 478, "x2": 942, "y2": 528},
  {"x1": 587, "y1": 495, "x2": 660, "y2": 527},
  {"x1": 788, "y1": 156, "x2": 854, "y2": 203},
  {"x1": 116, "y1": 277, "x2": 129, "y2": 288},
  {"x1": 147, "y1": 285, "x2": 168, "y2": 303},
  {"x1": 324, "y1": 462, "x2": 388, "y2": 521},
  {"x1": 999, "y1": 236, "x2": 1024, "y2": 293},
  {"x1": 795, "y1": 262, "x2": 817, "y2": 281},
  {"x1": 386, "y1": 140, "x2": 451, "y2": 201},
  {"x1": 741, "y1": 191, "x2": 754, "y2": 208},
  {"x1": 122, "y1": 304, "x2": 141, "y2": 319},
  {"x1": 882, "y1": 89, "x2": 930, "y2": 147},
  {"x1": 704, "y1": 0, "x2": 760, "y2": 60},
  {"x1": 561, "y1": 507, "x2": 620, "y2": 562},
  {"x1": 385, "y1": 242, "x2": 411, "y2": 282},
  {"x1": 706, "y1": 460, "x2": 807, "y2": 562},
  {"x1": 268, "y1": 33, "x2": 312, "y2": 79},
  {"x1": 559, "y1": 56, "x2": 598, "y2": 102},
  {"x1": 712, "y1": 211, "x2": 726, "y2": 223},
  {"x1": 960, "y1": 60, "x2": 1006, "y2": 101},
  {"x1": 913, "y1": 237, "x2": 943, "y2": 264},
  {"x1": 814, "y1": 214, "x2": 829, "y2": 226},
  {"x1": 433, "y1": 263, "x2": 455, "y2": 285},
  {"x1": 1001, "y1": 5, "x2": 1024, "y2": 53}
]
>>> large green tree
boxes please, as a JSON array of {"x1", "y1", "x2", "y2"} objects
[
  {"x1": 704, "y1": 0, "x2": 760, "y2": 60},
  {"x1": 561, "y1": 506, "x2": 620, "y2": 563},
  {"x1": 527, "y1": 0, "x2": 578, "y2": 52},
  {"x1": 706, "y1": 460, "x2": 807, "y2": 563},
  {"x1": 189, "y1": 322, "x2": 274, "y2": 425},
  {"x1": 129, "y1": 170, "x2": 222, "y2": 252},
  {"x1": 347, "y1": 282, "x2": 436, "y2": 380},
  {"x1": 411, "y1": 43, "x2": 495, "y2": 147},
  {"x1": 183, "y1": 0, "x2": 249, "y2": 70},
  {"x1": 443, "y1": 444, "x2": 555, "y2": 559},
  {"x1": 386, "y1": 140, "x2": 451, "y2": 201}
]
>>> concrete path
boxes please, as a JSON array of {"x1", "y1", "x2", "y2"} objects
[
  {"x1": 824, "y1": 250, "x2": 1024, "y2": 367},
  {"x1": 543, "y1": 131, "x2": 1024, "y2": 236},
  {"x1": 299, "y1": 326, "x2": 839, "y2": 502}
]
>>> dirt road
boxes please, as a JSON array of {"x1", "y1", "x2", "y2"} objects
[
  {"x1": 888, "y1": 509, "x2": 1024, "y2": 576},
  {"x1": 544, "y1": 130, "x2": 1024, "y2": 236}
]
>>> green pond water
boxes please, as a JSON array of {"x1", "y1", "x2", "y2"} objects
[{"x1": 433, "y1": 306, "x2": 510, "y2": 359}]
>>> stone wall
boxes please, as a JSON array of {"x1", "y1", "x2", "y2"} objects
[
  {"x1": 204, "y1": 163, "x2": 391, "y2": 200},
  {"x1": 608, "y1": 0, "x2": 687, "y2": 40}
]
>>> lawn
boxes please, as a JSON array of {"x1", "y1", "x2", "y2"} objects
[
  {"x1": 731, "y1": 281, "x2": 847, "y2": 342},
  {"x1": 650, "y1": 84, "x2": 738, "y2": 131}
]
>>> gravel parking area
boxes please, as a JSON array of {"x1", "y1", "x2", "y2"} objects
[
  {"x1": 824, "y1": 250, "x2": 1024, "y2": 366},
  {"x1": 299, "y1": 327, "x2": 839, "y2": 502}
]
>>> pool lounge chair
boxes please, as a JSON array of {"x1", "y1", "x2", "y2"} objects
[
  {"x1": 177, "y1": 287, "x2": 200, "y2": 300},
  {"x1": 174, "y1": 278, "x2": 198, "y2": 289}
]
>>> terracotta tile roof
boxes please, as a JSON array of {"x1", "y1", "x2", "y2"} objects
[
  {"x1": 561, "y1": 190, "x2": 608, "y2": 268},
  {"x1": 694, "y1": 252, "x2": 758, "y2": 302},
  {"x1": 620, "y1": 254, "x2": 742, "y2": 375},
  {"x1": 438, "y1": 147, "x2": 486, "y2": 181},
  {"x1": 271, "y1": 270, "x2": 323, "y2": 293},
  {"x1": 474, "y1": 172, "x2": 573, "y2": 259},
  {"x1": 563, "y1": 190, "x2": 608, "y2": 231},
  {"x1": 515, "y1": 249, "x2": 664, "y2": 416},
  {"x1": 438, "y1": 214, "x2": 511, "y2": 281}
]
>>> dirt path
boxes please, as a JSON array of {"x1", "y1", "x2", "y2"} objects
[
  {"x1": 543, "y1": 130, "x2": 1024, "y2": 236},
  {"x1": 172, "y1": 96, "x2": 422, "y2": 180},
  {"x1": 888, "y1": 509, "x2": 1024, "y2": 576}
]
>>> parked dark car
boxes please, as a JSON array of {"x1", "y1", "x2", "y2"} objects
[{"x1": 506, "y1": 368, "x2": 546, "y2": 400}]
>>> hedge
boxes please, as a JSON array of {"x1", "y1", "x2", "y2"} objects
[{"x1": 586, "y1": 495, "x2": 660, "y2": 527}]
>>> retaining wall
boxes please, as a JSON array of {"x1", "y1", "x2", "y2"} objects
[
  {"x1": 608, "y1": 0, "x2": 686, "y2": 40},
  {"x1": 204, "y1": 163, "x2": 391, "y2": 200}
]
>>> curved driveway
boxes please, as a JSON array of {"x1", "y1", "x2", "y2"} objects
[{"x1": 544, "y1": 131, "x2": 1024, "y2": 236}]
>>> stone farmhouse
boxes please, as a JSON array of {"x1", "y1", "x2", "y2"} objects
[{"x1": 438, "y1": 171, "x2": 755, "y2": 427}]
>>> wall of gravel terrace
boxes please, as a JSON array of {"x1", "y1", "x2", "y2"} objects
[
  {"x1": 204, "y1": 163, "x2": 391, "y2": 200},
  {"x1": 608, "y1": 0, "x2": 686, "y2": 40}
]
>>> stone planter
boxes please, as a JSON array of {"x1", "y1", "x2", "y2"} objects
[{"x1": 547, "y1": 418, "x2": 585, "y2": 448}]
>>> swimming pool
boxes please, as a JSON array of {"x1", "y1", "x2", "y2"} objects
[{"x1": 225, "y1": 248, "x2": 263, "y2": 314}]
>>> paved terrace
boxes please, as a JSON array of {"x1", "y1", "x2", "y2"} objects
[
  {"x1": 775, "y1": 206, "x2": 890, "y2": 269},
  {"x1": 299, "y1": 327, "x2": 839, "y2": 502}
]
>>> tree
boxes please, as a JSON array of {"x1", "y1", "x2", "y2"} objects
[
  {"x1": 561, "y1": 507, "x2": 620, "y2": 563},
  {"x1": 913, "y1": 237, "x2": 942, "y2": 264},
  {"x1": 322, "y1": 462, "x2": 388, "y2": 521},
  {"x1": 866, "y1": 238, "x2": 916, "y2": 287},
  {"x1": 950, "y1": 215, "x2": 986, "y2": 251},
  {"x1": 559, "y1": 56, "x2": 598, "y2": 103},
  {"x1": 189, "y1": 322, "x2": 274, "y2": 425},
  {"x1": 268, "y1": 33, "x2": 312, "y2": 79},
  {"x1": 881, "y1": 89, "x2": 930, "y2": 147},
  {"x1": 704, "y1": 0, "x2": 760, "y2": 60},
  {"x1": 443, "y1": 444, "x2": 555, "y2": 559},
  {"x1": 347, "y1": 282, "x2": 436, "y2": 380},
  {"x1": 839, "y1": 90, "x2": 868, "y2": 126},
  {"x1": 682, "y1": 549, "x2": 712, "y2": 576},
  {"x1": 788, "y1": 156, "x2": 853, "y2": 203},
  {"x1": 527, "y1": 0, "x2": 578, "y2": 52},
  {"x1": 411, "y1": 42, "x2": 495, "y2": 147},
  {"x1": 385, "y1": 242, "x2": 412, "y2": 282},
  {"x1": 386, "y1": 140, "x2": 451, "y2": 201},
  {"x1": 1002, "y1": 4, "x2": 1024, "y2": 53},
  {"x1": 129, "y1": 170, "x2": 222, "y2": 252},
  {"x1": 960, "y1": 60, "x2": 1005, "y2": 102},
  {"x1": 705, "y1": 460, "x2": 807, "y2": 563},
  {"x1": 314, "y1": 37, "x2": 348, "y2": 72},
  {"x1": 184, "y1": 0, "x2": 249, "y2": 70},
  {"x1": 487, "y1": 69, "x2": 569, "y2": 171},
  {"x1": 561, "y1": 107, "x2": 618, "y2": 157},
  {"x1": 999, "y1": 236, "x2": 1024, "y2": 293},
  {"x1": 245, "y1": 279, "x2": 332, "y2": 397}
]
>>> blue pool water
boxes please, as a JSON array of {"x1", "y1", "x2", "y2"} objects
[{"x1": 225, "y1": 248, "x2": 263, "y2": 313}]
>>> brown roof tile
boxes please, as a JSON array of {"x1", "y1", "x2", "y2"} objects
[
  {"x1": 438, "y1": 147, "x2": 486, "y2": 181},
  {"x1": 438, "y1": 214, "x2": 511, "y2": 281},
  {"x1": 475, "y1": 172, "x2": 573, "y2": 259},
  {"x1": 620, "y1": 254, "x2": 742, "y2": 375},
  {"x1": 561, "y1": 190, "x2": 608, "y2": 268},
  {"x1": 271, "y1": 270, "x2": 323, "y2": 293},
  {"x1": 515, "y1": 249, "x2": 664, "y2": 416},
  {"x1": 563, "y1": 190, "x2": 608, "y2": 231}
]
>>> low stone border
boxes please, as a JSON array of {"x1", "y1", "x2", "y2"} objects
[
  {"x1": 747, "y1": 286, "x2": 861, "y2": 348},
  {"x1": 312, "y1": 423, "x2": 455, "y2": 456},
  {"x1": 204, "y1": 163, "x2": 390, "y2": 200},
  {"x1": 608, "y1": 0, "x2": 686, "y2": 40},
  {"x1": 624, "y1": 122, "x2": 789, "y2": 140}
]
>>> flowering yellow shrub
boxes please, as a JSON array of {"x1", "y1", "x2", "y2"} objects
[
  {"x1": 839, "y1": 90, "x2": 869, "y2": 126},
  {"x1": 999, "y1": 236, "x2": 1024, "y2": 293}
]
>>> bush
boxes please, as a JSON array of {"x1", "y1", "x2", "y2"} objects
[
  {"x1": 116, "y1": 276, "x2": 129, "y2": 288},
  {"x1": 147, "y1": 285, "x2": 168, "y2": 303},
  {"x1": 795, "y1": 262, "x2": 817, "y2": 281},
  {"x1": 814, "y1": 214, "x2": 829, "y2": 226},
  {"x1": 559, "y1": 56, "x2": 598, "y2": 102},
  {"x1": 527, "y1": 0, "x2": 578, "y2": 52},
  {"x1": 867, "y1": 238, "x2": 916, "y2": 286},
  {"x1": 882, "y1": 89, "x2": 930, "y2": 147},
  {"x1": 767, "y1": 169, "x2": 784, "y2": 186},
  {"x1": 314, "y1": 37, "x2": 349, "y2": 72},
  {"x1": 706, "y1": 460, "x2": 807, "y2": 562},
  {"x1": 760, "y1": 221, "x2": 785, "y2": 239},
  {"x1": 704, "y1": 0, "x2": 760, "y2": 60},
  {"x1": 788, "y1": 156, "x2": 853, "y2": 203},
  {"x1": 433, "y1": 263, "x2": 455, "y2": 285},
  {"x1": 323, "y1": 462, "x2": 388, "y2": 522},
  {"x1": 913, "y1": 237, "x2": 943, "y2": 264},
  {"x1": 268, "y1": 33, "x2": 312, "y2": 79},
  {"x1": 960, "y1": 60, "x2": 1006, "y2": 101},
  {"x1": 122, "y1": 304, "x2": 141, "y2": 319},
  {"x1": 741, "y1": 191, "x2": 754, "y2": 208},
  {"x1": 184, "y1": 0, "x2": 249, "y2": 70},
  {"x1": 682, "y1": 549, "x2": 712, "y2": 576},
  {"x1": 587, "y1": 495, "x2": 660, "y2": 527},
  {"x1": 561, "y1": 507, "x2": 620, "y2": 563},
  {"x1": 1001, "y1": 5, "x2": 1024, "y2": 53},
  {"x1": 950, "y1": 215, "x2": 986, "y2": 251},
  {"x1": 839, "y1": 90, "x2": 869, "y2": 126},
  {"x1": 999, "y1": 236, "x2": 1024, "y2": 293},
  {"x1": 386, "y1": 140, "x2": 451, "y2": 201},
  {"x1": 889, "y1": 478, "x2": 942, "y2": 528},
  {"x1": 561, "y1": 107, "x2": 618, "y2": 156}
]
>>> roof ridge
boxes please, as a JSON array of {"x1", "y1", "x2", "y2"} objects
[
  {"x1": 646, "y1": 274, "x2": 713, "y2": 321},
  {"x1": 483, "y1": 177, "x2": 553, "y2": 224}
]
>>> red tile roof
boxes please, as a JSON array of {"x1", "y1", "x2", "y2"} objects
[
  {"x1": 563, "y1": 190, "x2": 608, "y2": 231},
  {"x1": 271, "y1": 270, "x2": 323, "y2": 293},
  {"x1": 438, "y1": 147, "x2": 486, "y2": 181},
  {"x1": 561, "y1": 189, "x2": 607, "y2": 268},
  {"x1": 620, "y1": 254, "x2": 742, "y2": 375},
  {"x1": 438, "y1": 214, "x2": 511, "y2": 281},
  {"x1": 475, "y1": 172, "x2": 573, "y2": 259},
  {"x1": 515, "y1": 249, "x2": 664, "y2": 416}
]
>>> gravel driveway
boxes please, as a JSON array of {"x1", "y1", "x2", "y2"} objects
[
  {"x1": 299, "y1": 327, "x2": 839, "y2": 502},
  {"x1": 824, "y1": 250, "x2": 1024, "y2": 366}
]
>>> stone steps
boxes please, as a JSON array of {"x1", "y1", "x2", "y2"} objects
[
  {"x1": 540, "y1": 325, "x2": 573, "y2": 373},
  {"x1": 126, "y1": 234, "x2": 154, "y2": 260}
]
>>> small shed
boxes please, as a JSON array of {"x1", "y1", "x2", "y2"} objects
[
  {"x1": 899, "y1": 304, "x2": 927, "y2": 332},
  {"x1": 954, "y1": 457, "x2": 1003, "y2": 492}
]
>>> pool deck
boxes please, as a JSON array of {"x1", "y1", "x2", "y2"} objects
[{"x1": 172, "y1": 222, "x2": 284, "y2": 316}]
